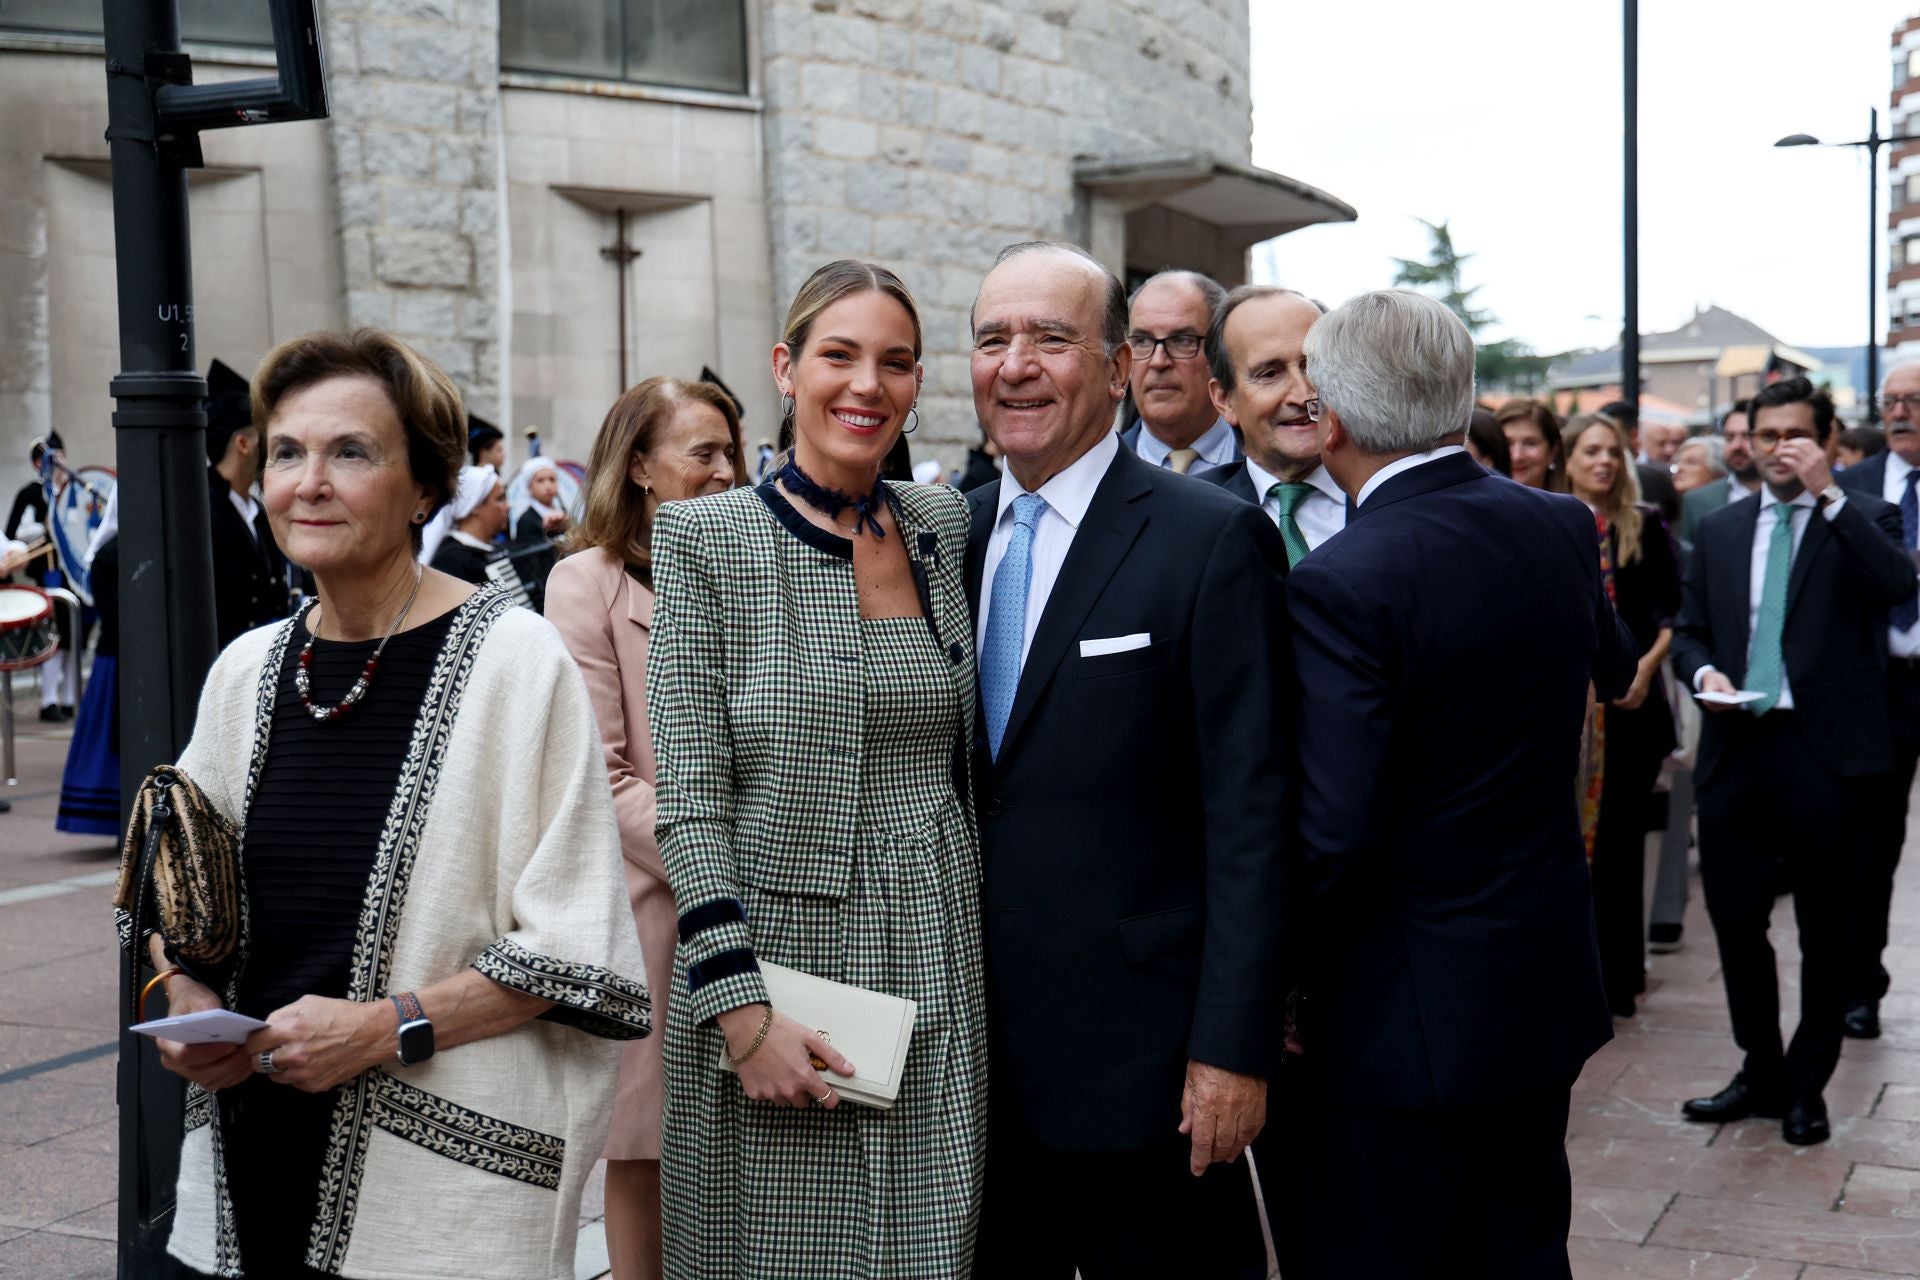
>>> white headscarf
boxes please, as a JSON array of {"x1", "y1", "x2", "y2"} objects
[
  {"x1": 507, "y1": 456, "x2": 573, "y2": 530},
  {"x1": 84, "y1": 486, "x2": 119, "y2": 570},
  {"x1": 912, "y1": 459, "x2": 945, "y2": 485},
  {"x1": 450, "y1": 464, "x2": 499, "y2": 522}
]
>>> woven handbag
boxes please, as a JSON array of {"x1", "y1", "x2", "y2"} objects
[{"x1": 114, "y1": 765, "x2": 241, "y2": 984}]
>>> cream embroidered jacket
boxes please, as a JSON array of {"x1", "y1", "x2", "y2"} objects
[{"x1": 129, "y1": 589, "x2": 651, "y2": 1280}]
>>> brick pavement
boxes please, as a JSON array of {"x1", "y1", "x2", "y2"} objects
[{"x1": 5, "y1": 668, "x2": 1920, "y2": 1277}]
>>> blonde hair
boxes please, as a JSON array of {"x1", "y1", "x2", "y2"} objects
[
  {"x1": 1563, "y1": 412, "x2": 1646, "y2": 565},
  {"x1": 252, "y1": 329, "x2": 469, "y2": 538},
  {"x1": 777, "y1": 260, "x2": 922, "y2": 445},
  {"x1": 567, "y1": 377, "x2": 746, "y2": 584}
]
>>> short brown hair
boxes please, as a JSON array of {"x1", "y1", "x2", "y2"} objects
[
  {"x1": 1493, "y1": 398, "x2": 1566, "y2": 490},
  {"x1": 567, "y1": 377, "x2": 747, "y2": 584},
  {"x1": 251, "y1": 329, "x2": 469, "y2": 532}
]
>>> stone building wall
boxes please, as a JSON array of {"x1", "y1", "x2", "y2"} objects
[
  {"x1": 323, "y1": 0, "x2": 505, "y2": 420},
  {"x1": 758, "y1": 0, "x2": 1254, "y2": 454}
]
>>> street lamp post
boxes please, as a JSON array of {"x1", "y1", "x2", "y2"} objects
[{"x1": 1777, "y1": 108, "x2": 1887, "y2": 423}]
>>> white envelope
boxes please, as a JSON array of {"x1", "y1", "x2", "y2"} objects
[
  {"x1": 1079, "y1": 632, "x2": 1151, "y2": 657},
  {"x1": 1695, "y1": 689, "x2": 1766, "y2": 707},
  {"x1": 129, "y1": 1009, "x2": 269, "y2": 1044}
]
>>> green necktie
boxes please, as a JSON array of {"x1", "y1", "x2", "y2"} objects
[
  {"x1": 1745, "y1": 504, "x2": 1796, "y2": 715},
  {"x1": 1268, "y1": 482, "x2": 1315, "y2": 568}
]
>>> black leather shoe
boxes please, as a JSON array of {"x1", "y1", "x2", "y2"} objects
[
  {"x1": 1845, "y1": 1003, "x2": 1882, "y2": 1039},
  {"x1": 37, "y1": 705, "x2": 62, "y2": 723},
  {"x1": 1682, "y1": 1073, "x2": 1786, "y2": 1123},
  {"x1": 1783, "y1": 1098, "x2": 1831, "y2": 1146}
]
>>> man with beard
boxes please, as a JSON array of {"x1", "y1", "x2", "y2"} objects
[
  {"x1": 1681, "y1": 399, "x2": 1760, "y2": 541},
  {"x1": 1119, "y1": 271, "x2": 1240, "y2": 476},
  {"x1": 1201, "y1": 287, "x2": 1344, "y2": 568}
]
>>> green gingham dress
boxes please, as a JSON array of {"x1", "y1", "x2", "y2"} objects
[{"x1": 647, "y1": 481, "x2": 987, "y2": 1278}]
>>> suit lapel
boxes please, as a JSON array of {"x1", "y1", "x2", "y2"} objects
[
  {"x1": 963, "y1": 481, "x2": 998, "y2": 623},
  {"x1": 1785, "y1": 500, "x2": 1829, "y2": 619},
  {"x1": 1724, "y1": 496, "x2": 1759, "y2": 667},
  {"x1": 996, "y1": 451, "x2": 1152, "y2": 767}
]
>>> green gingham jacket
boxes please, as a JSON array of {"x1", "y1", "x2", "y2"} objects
[{"x1": 647, "y1": 480, "x2": 977, "y2": 1025}]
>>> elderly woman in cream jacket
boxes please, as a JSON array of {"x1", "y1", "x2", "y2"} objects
[{"x1": 125, "y1": 329, "x2": 648, "y2": 1280}]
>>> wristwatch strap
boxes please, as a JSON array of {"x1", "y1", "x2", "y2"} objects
[{"x1": 391, "y1": 990, "x2": 424, "y2": 1023}]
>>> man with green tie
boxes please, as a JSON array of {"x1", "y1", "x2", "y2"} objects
[
  {"x1": 1672, "y1": 377, "x2": 1915, "y2": 1147},
  {"x1": 1200, "y1": 286, "x2": 1346, "y2": 569}
]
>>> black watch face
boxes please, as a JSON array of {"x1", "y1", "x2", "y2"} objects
[{"x1": 398, "y1": 1019, "x2": 435, "y2": 1064}]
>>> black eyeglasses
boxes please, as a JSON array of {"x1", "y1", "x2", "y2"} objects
[{"x1": 1126, "y1": 332, "x2": 1204, "y2": 360}]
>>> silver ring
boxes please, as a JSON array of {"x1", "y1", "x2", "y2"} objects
[
  {"x1": 815, "y1": 1087, "x2": 833, "y2": 1104},
  {"x1": 257, "y1": 1049, "x2": 277, "y2": 1075}
]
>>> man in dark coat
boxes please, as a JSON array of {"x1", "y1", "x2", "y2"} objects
[{"x1": 205, "y1": 359, "x2": 292, "y2": 648}]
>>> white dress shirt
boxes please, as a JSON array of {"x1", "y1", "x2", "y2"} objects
[
  {"x1": 1134, "y1": 416, "x2": 1238, "y2": 472},
  {"x1": 1355, "y1": 445, "x2": 1467, "y2": 508},
  {"x1": 1883, "y1": 450, "x2": 1920, "y2": 659},
  {"x1": 1691, "y1": 487, "x2": 1846, "y2": 708},
  {"x1": 976, "y1": 429, "x2": 1120, "y2": 668},
  {"x1": 1244, "y1": 458, "x2": 1346, "y2": 551},
  {"x1": 229, "y1": 487, "x2": 261, "y2": 546}
]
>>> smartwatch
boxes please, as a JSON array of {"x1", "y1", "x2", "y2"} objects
[{"x1": 390, "y1": 990, "x2": 435, "y2": 1066}]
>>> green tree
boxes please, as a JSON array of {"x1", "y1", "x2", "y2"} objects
[{"x1": 1391, "y1": 218, "x2": 1555, "y2": 391}]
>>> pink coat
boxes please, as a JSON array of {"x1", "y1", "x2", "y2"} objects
[{"x1": 545, "y1": 547, "x2": 671, "y2": 1161}]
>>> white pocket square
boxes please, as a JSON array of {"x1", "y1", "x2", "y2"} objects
[{"x1": 1079, "y1": 633, "x2": 1151, "y2": 657}]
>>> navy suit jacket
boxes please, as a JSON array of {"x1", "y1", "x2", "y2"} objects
[
  {"x1": 1836, "y1": 451, "x2": 1890, "y2": 500},
  {"x1": 1287, "y1": 451, "x2": 1638, "y2": 1109},
  {"x1": 965, "y1": 445, "x2": 1289, "y2": 1150},
  {"x1": 1671, "y1": 487, "x2": 1913, "y2": 785}
]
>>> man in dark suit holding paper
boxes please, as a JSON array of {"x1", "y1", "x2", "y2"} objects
[
  {"x1": 1287, "y1": 290, "x2": 1638, "y2": 1277},
  {"x1": 1673, "y1": 376, "x2": 1913, "y2": 1145},
  {"x1": 964, "y1": 241, "x2": 1288, "y2": 1279}
]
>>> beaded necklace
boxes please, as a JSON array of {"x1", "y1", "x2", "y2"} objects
[{"x1": 295, "y1": 566, "x2": 424, "y2": 723}]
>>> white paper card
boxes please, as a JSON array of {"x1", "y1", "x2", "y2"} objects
[
  {"x1": 129, "y1": 1009, "x2": 268, "y2": 1044},
  {"x1": 1079, "y1": 632, "x2": 1151, "y2": 658},
  {"x1": 1695, "y1": 689, "x2": 1766, "y2": 707}
]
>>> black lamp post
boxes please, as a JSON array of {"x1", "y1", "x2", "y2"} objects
[{"x1": 1776, "y1": 108, "x2": 1887, "y2": 423}]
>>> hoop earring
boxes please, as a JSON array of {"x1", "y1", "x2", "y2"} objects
[
  {"x1": 904, "y1": 405, "x2": 919, "y2": 435},
  {"x1": 780, "y1": 393, "x2": 795, "y2": 427}
]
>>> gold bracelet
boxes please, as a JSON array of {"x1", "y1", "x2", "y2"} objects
[
  {"x1": 728, "y1": 1005, "x2": 774, "y2": 1066},
  {"x1": 138, "y1": 967, "x2": 183, "y2": 1024}
]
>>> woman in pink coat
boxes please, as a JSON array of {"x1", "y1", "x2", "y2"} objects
[{"x1": 545, "y1": 376, "x2": 746, "y2": 1280}]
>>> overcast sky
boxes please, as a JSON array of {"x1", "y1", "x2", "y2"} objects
[{"x1": 1248, "y1": 0, "x2": 1914, "y2": 357}]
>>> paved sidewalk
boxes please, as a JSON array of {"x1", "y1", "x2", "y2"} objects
[
  {"x1": 1568, "y1": 793, "x2": 1920, "y2": 1279},
  {"x1": 5, "y1": 672, "x2": 1920, "y2": 1276}
]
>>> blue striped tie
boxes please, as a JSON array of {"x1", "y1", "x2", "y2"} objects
[
  {"x1": 981, "y1": 494, "x2": 1047, "y2": 760},
  {"x1": 1896, "y1": 470, "x2": 1920, "y2": 631}
]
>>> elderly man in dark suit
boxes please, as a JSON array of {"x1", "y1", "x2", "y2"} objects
[
  {"x1": 1288, "y1": 290, "x2": 1638, "y2": 1277},
  {"x1": 1833, "y1": 362, "x2": 1920, "y2": 1040},
  {"x1": 1676, "y1": 377, "x2": 1914, "y2": 1145},
  {"x1": 1198, "y1": 285, "x2": 1346, "y2": 568},
  {"x1": 1117, "y1": 270, "x2": 1241, "y2": 476},
  {"x1": 966, "y1": 241, "x2": 1288, "y2": 1279},
  {"x1": 204, "y1": 358, "x2": 292, "y2": 649}
]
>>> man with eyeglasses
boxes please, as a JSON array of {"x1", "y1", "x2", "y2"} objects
[
  {"x1": 1674, "y1": 377, "x2": 1913, "y2": 1146},
  {"x1": 1681, "y1": 399, "x2": 1761, "y2": 542},
  {"x1": 1119, "y1": 271, "x2": 1241, "y2": 476},
  {"x1": 1199, "y1": 286, "x2": 1346, "y2": 571},
  {"x1": 1835, "y1": 362, "x2": 1920, "y2": 1041}
]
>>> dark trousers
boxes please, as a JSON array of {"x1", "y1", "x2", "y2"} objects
[
  {"x1": 1299, "y1": 1076, "x2": 1576, "y2": 1279},
  {"x1": 976, "y1": 1122, "x2": 1265, "y2": 1280},
  {"x1": 1591, "y1": 706, "x2": 1670, "y2": 1010},
  {"x1": 1251, "y1": 1053, "x2": 1326, "y2": 1279},
  {"x1": 1697, "y1": 710, "x2": 1865, "y2": 1102},
  {"x1": 1853, "y1": 659, "x2": 1920, "y2": 1008}
]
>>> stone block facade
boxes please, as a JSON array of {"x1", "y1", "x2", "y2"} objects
[
  {"x1": 760, "y1": 0, "x2": 1254, "y2": 454},
  {"x1": 324, "y1": 0, "x2": 503, "y2": 419}
]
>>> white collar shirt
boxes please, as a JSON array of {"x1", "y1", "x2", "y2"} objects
[
  {"x1": 1244, "y1": 458, "x2": 1346, "y2": 551},
  {"x1": 1135, "y1": 416, "x2": 1238, "y2": 472},
  {"x1": 1883, "y1": 450, "x2": 1920, "y2": 657},
  {"x1": 229, "y1": 487, "x2": 260, "y2": 545},
  {"x1": 1356, "y1": 446, "x2": 1468, "y2": 509},
  {"x1": 975, "y1": 429, "x2": 1119, "y2": 668}
]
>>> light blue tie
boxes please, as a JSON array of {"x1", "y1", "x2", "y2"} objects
[{"x1": 982, "y1": 494, "x2": 1047, "y2": 759}]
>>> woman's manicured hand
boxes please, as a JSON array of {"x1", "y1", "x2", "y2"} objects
[{"x1": 718, "y1": 1004, "x2": 856, "y2": 1110}]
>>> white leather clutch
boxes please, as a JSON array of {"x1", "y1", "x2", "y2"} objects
[{"x1": 718, "y1": 961, "x2": 917, "y2": 1109}]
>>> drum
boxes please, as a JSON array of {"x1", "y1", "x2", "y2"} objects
[{"x1": 0, "y1": 584, "x2": 57, "y2": 672}]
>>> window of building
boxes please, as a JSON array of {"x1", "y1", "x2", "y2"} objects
[
  {"x1": 1906, "y1": 238, "x2": 1920, "y2": 268},
  {"x1": 1, "y1": 0, "x2": 270, "y2": 44},
  {"x1": 1908, "y1": 47, "x2": 1920, "y2": 83},
  {"x1": 500, "y1": 0, "x2": 747, "y2": 94},
  {"x1": 1907, "y1": 174, "x2": 1920, "y2": 207}
]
